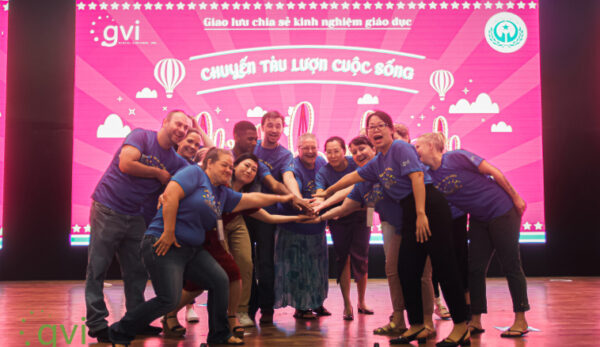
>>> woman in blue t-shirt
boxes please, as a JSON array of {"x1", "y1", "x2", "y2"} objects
[
  {"x1": 315, "y1": 136, "x2": 372, "y2": 320},
  {"x1": 108, "y1": 148, "x2": 296, "y2": 347},
  {"x1": 415, "y1": 132, "x2": 530, "y2": 338},
  {"x1": 315, "y1": 111, "x2": 469, "y2": 347}
]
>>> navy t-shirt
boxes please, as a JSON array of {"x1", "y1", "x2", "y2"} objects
[
  {"x1": 348, "y1": 181, "x2": 403, "y2": 233},
  {"x1": 253, "y1": 139, "x2": 294, "y2": 212},
  {"x1": 145, "y1": 166, "x2": 242, "y2": 246},
  {"x1": 278, "y1": 156, "x2": 327, "y2": 235},
  {"x1": 357, "y1": 140, "x2": 432, "y2": 202},
  {"x1": 426, "y1": 150, "x2": 513, "y2": 222},
  {"x1": 92, "y1": 128, "x2": 189, "y2": 215}
]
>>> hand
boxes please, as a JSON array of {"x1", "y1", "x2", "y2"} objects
[
  {"x1": 299, "y1": 215, "x2": 323, "y2": 224},
  {"x1": 312, "y1": 190, "x2": 330, "y2": 199},
  {"x1": 294, "y1": 214, "x2": 313, "y2": 222},
  {"x1": 415, "y1": 212, "x2": 431, "y2": 243},
  {"x1": 155, "y1": 169, "x2": 171, "y2": 185},
  {"x1": 291, "y1": 196, "x2": 314, "y2": 214},
  {"x1": 153, "y1": 232, "x2": 181, "y2": 256},
  {"x1": 195, "y1": 147, "x2": 209, "y2": 163},
  {"x1": 310, "y1": 198, "x2": 328, "y2": 215},
  {"x1": 156, "y1": 194, "x2": 165, "y2": 210},
  {"x1": 513, "y1": 196, "x2": 527, "y2": 216}
]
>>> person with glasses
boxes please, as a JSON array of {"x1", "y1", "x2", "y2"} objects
[{"x1": 314, "y1": 111, "x2": 469, "y2": 347}]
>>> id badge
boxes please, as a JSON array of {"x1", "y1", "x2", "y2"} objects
[
  {"x1": 217, "y1": 218, "x2": 225, "y2": 241},
  {"x1": 366, "y1": 206, "x2": 375, "y2": 227}
]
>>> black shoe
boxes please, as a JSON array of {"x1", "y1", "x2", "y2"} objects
[
  {"x1": 259, "y1": 312, "x2": 273, "y2": 324},
  {"x1": 390, "y1": 327, "x2": 427, "y2": 344},
  {"x1": 137, "y1": 324, "x2": 162, "y2": 336},
  {"x1": 88, "y1": 327, "x2": 110, "y2": 343},
  {"x1": 313, "y1": 306, "x2": 332, "y2": 316},
  {"x1": 436, "y1": 330, "x2": 471, "y2": 347}
]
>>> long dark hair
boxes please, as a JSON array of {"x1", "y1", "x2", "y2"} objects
[{"x1": 232, "y1": 153, "x2": 259, "y2": 192}]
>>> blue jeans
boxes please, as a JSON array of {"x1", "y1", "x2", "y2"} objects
[
  {"x1": 109, "y1": 235, "x2": 231, "y2": 344},
  {"x1": 469, "y1": 207, "x2": 530, "y2": 314},
  {"x1": 85, "y1": 201, "x2": 148, "y2": 333}
]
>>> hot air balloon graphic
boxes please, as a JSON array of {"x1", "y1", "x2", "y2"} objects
[
  {"x1": 429, "y1": 70, "x2": 454, "y2": 101},
  {"x1": 154, "y1": 58, "x2": 186, "y2": 98}
]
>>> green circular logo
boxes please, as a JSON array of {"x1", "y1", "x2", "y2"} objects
[{"x1": 485, "y1": 12, "x2": 527, "y2": 53}]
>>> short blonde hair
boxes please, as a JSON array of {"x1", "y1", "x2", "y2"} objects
[{"x1": 418, "y1": 132, "x2": 446, "y2": 152}]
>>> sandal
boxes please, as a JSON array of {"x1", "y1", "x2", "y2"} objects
[
  {"x1": 500, "y1": 329, "x2": 529, "y2": 338},
  {"x1": 373, "y1": 321, "x2": 407, "y2": 335},
  {"x1": 228, "y1": 315, "x2": 245, "y2": 338},
  {"x1": 293, "y1": 309, "x2": 317, "y2": 319},
  {"x1": 469, "y1": 326, "x2": 485, "y2": 335},
  {"x1": 161, "y1": 314, "x2": 186, "y2": 338},
  {"x1": 222, "y1": 335, "x2": 244, "y2": 345}
]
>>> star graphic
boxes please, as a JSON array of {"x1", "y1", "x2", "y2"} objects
[
  {"x1": 523, "y1": 222, "x2": 531, "y2": 230},
  {"x1": 84, "y1": 225, "x2": 92, "y2": 233},
  {"x1": 166, "y1": 2, "x2": 174, "y2": 9},
  {"x1": 162, "y1": 106, "x2": 168, "y2": 111},
  {"x1": 341, "y1": 1, "x2": 350, "y2": 9},
  {"x1": 331, "y1": 1, "x2": 339, "y2": 9},
  {"x1": 215, "y1": 107, "x2": 222, "y2": 114},
  {"x1": 287, "y1": 2, "x2": 296, "y2": 9},
  {"x1": 89, "y1": 2, "x2": 98, "y2": 9},
  {"x1": 122, "y1": 2, "x2": 132, "y2": 9},
  {"x1": 364, "y1": 1, "x2": 372, "y2": 9},
  {"x1": 397, "y1": 1, "x2": 405, "y2": 9},
  {"x1": 495, "y1": 1, "x2": 503, "y2": 9},
  {"x1": 133, "y1": 2, "x2": 142, "y2": 9},
  {"x1": 506, "y1": 1, "x2": 515, "y2": 9},
  {"x1": 528, "y1": 1, "x2": 536, "y2": 9},
  {"x1": 386, "y1": 1, "x2": 395, "y2": 9},
  {"x1": 210, "y1": 2, "x2": 219, "y2": 9},
  {"x1": 111, "y1": 2, "x2": 120, "y2": 9},
  {"x1": 232, "y1": 2, "x2": 241, "y2": 9},
  {"x1": 430, "y1": 105, "x2": 436, "y2": 111},
  {"x1": 534, "y1": 222, "x2": 543, "y2": 230},
  {"x1": 410, "y1": 115, "x2": 415, "y2": 119},
  {"x1": 473, "y1": 1, "x2": 481, "y2": 9},
  {"x1": 221, "y1": 2, "x2": 230, "y2": 9},
  {"x1": 428, "y1": 1, "x2": 437, "y2": 9},
  {"x1": 144, "y1": 2, "x2": 153, "y2": 10},
  {"x1": 450, "y1": 1, "x2": 459, "y2": 9},
  {"x1": 77, "y1": 3, "x2": 87, "y2": 10},
  {"x1": 439, "y1": 1, "x2": 448, "y2": 9},
  {"x1": 310, "y1": 1, "x2": 318, "y2": 9},
  {"x1": 117, "y1": 96, "x2": 123, "y2": 102},
  {"x1": 199, "y1": 2, "x2": 208, "y2": 9},
  {"x1": 484, "y1": 1, "x2": 492, "y2": 9},
  {"x1": 297, "y1": 1, "x2": 306, "y2": 9},
  {"x1": 462, "y1": 87, "x2": 469, "y2": 94},
  {"x1": 155, "y1": 2, "x2": 163, "y2": 10},
  {"x1": 407, "y1": 1, "x2": 416, "y2": 9},
  {"x1": 320, "y1": 1, "x2": 328, "y2": 9},
  {"x1": 419, "y1": 114, "x2": 425, "y2": 120},
  {"x1": 73, "y1": 224, "x2": 82, "y2": 233},
  {"x1": 375, "y1": 2, "x2": 384, "y2": 10},
  {"x1": 254, "y1": 1, "x2": 262, "y2": 9},
  {"x1": 352, "y1": 1, "x2": 360, "y2": 9},
  {"x1": 417, "y1": 123, "x2": 422, "y2": 127},
  {"x1": 243, "y1": 2, "x2": 251, "y2": 9},
  {"x1": 225, "y1": 118, "x2": 230, "y2": 122},
  {"x1": 462, "y1": 1, "x2": 470, "y2": 9},
  {"x1": 129, "y1": 108, "x2": 136, "y2": 115},
  {"x1": 418, "y1": 1, "x2": 426, "y2": 9},
  {"x1": 481, "y1": 118, "x2": 485, "y2": 122},
  {"x1": 176, "y1": 2, "x2": 185, "y2": 9},
  {"x1": 265, "y1": 1, "x2": 274, "y2": 9},
  {"x1": 275, "y1": 2, "x2": 284, "y2": 9},
  {"x1": 99, "y1": 2, "x2": 108, "y2": 10}
]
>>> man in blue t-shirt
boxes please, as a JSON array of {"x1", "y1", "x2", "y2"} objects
[
  {"x1": 85, "y1": 110, "x2": 192, "y2": 342},
  {"x1": 242, "y1": 112, "x2": 309, "y2": 324}
]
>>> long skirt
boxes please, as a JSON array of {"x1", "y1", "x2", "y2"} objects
[{"x1": 274, "y1": 227, "x2": 329, "y2": 311}]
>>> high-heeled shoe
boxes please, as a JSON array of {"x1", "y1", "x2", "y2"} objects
[
  {"x1": 162, "y1": 314, "x2": 186, "y2": 338},
  {"x1": 343, "y1": 308, "x2": 354, "y2": 321},
  {"x1": 435, "y1": 329, "x2": 471, "y2": 347},
  {"x1": 390, "y1": 327, "x2": 427, "y2": 344}
]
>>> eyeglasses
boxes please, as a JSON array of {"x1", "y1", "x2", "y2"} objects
[
  {"x1": 299, "y1": 146, "x2": 317, "y2": 152},
  {"x1": 367, "y1": 123, "x2": 388, "y2": 131}
]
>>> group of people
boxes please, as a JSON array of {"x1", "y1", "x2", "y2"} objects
[{"x1": 84, "y1": 109, "x2": 531, "y2": 346}]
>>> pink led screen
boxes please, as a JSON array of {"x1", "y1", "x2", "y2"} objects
[{"x1": 72, "y1": 0, "x2": 545, "y2": 245}]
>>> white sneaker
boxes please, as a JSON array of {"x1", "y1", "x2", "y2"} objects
[
  {"x1": 186, "y1": 307, "x2": 199, "y2": 323},
  {"x1": 237, "y1": 312, "x2": 255, "y2": 327}
]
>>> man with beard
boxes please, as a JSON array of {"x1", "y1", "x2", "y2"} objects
[{"x1": 85, "y1": 110, "x2": 192, "y2": 342}]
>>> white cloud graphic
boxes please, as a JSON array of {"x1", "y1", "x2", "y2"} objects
[
  {"x1": 449, "y1": 93, "x2": 499, "y2": 114},
  {"x1": 357, "y1": 93, "x2": 379, "y2": 105},
  {"x1": 247, "y1": 106, "x2": 266, "y2": 118},
  {"x1": 135, "y1": 87, "x2": 158, "y2": 99},
  {"x1": 491, "y1": 121, "x2": 513, "y2": 133},
  {"x1": 97, "y1": 114, "x2": 131, "y2": 138}
]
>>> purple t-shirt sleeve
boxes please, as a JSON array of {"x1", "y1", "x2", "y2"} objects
[
  {"x1": 356, "y1": 156, "x2": 379, "y2": 182},
  {"x1": 222, "y1": 187, "x2": 243, "y2": 213},
  {"x1": 172, "y1": 166, "x2": 201, "y2": 197},
  {"x1": 280, "y1": 152, "x2": 294, "y2": 176},
  {"x1": 452, "y1": 149, "x2": 484, "y2": 172},
  {"x1": 394, "y1": 143, "x2": 423, "y2": 177},
  {"x1": 258, "y1": 161, "x2": 272, "y2": 181},
  {"x1": 315, "y1": 169, "x2": 327, "y2": 190},
  {"x1": 123, "y1": 128, "x2": 148, "y2": 153},
  {"x1": 347, "y1": 184, "x2": 364, "y2": 204}
]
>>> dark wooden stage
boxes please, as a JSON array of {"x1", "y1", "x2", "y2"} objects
[{"x1": 1, "y1": 278, "x2": 597, "y2": 346}]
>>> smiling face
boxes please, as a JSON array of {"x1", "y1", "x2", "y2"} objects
[
  {"x1": 366, "y1": 115, "x2": 393, "y2": 151},
  {"x1": 234, "y1": 158, "x2": 258, "y2": 186},
  {"x1": 163, "y1": 111, "x2": 192, "y2": 146},
  {"x1": 235, "y1": 128, "x2": 258, "y2": 154},
  {"x1": 325, "y1": 140, "x2": 346, "y2": 169},
  {"x1": 206, "y1": 152, "x2": 234, "y2": 186},
  {"x1": 298, "y1": 137, "x2": 318, "y2": 169},
  {"x1": 349, "y1": 142, "x2": 376, "y2": 167},
  {"x1": 177, "y1": 132, "x2": 202, "y2": 162},
  {"x1": 415, "y1": 139, "x2": 435, "y2": 166},
  {"x1": 262, "y1": 116, "x2": 283, "y2": 146}
]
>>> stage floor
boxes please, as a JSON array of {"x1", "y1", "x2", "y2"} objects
[{"x1": 1, "y1": 277, "x2": 598, "y2": 346}]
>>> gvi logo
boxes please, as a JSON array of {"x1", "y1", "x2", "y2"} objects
[{"x1": 90, "y1": 16, "x2": 142, "y2": 47}]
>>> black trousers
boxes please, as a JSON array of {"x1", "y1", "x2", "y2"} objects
[
  {"x1": 245, "y1": 215, "x2": 276, "y2": 317},
  {"x1": 432, "y1": 214, "x2": 469, "y2": 297},
  {"x1": 398, "y1": 185, "x2": 468, "y2": 324}
]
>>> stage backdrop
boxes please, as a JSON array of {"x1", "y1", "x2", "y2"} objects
[
  {"x1": 71, "y1": 0, "x2": 545, "y2": 246},
  {"x1": 0, "y1": 0, "x2": 7, "y2": 249}
]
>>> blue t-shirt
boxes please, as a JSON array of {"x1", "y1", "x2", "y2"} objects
[
  {"x1": 426, "y1": 150, "x2": 513, "y2": 222},
  {"x1": 315, "y1": 156, "x2": 358, "y2": 192},
  {"x1": 253, "y1": 139, "x2": 294, "y2": 186},
  {"x1": 348, "y1": 181, "x2": 403, "y2": 233},
  {"x1": 279, "y1": 156, "x2": 327, "y2": 235},
  {"x1": 92, "y1": 128, "x2": 189, "y2": 215},
  {"x1": 146, "y1": 166, "x2": 243, "y2": 246},
  {"x1": 357, "y1": 140, "x2": 432, "y2": 202}
]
